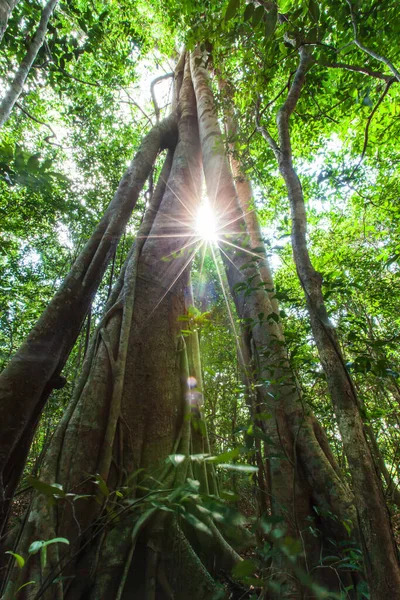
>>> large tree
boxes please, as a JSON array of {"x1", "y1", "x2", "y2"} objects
[{"x1": 1, "y1": 1, "x2": 400, "y2": 599}]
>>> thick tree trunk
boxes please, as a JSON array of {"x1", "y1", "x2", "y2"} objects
[
  {"x1": 257, "y1": 43, "x2": 400, "y2": 599},
  {"x1": 0, "y1": 112, "x2": 177, "y2": 538},
  {"x1": 0, "y1": 0, "x2": 18, "y2": 44},
  {"x1": 0, "y1": 0, "x2": 58, "y2": 128},
  {"x1": 1, "y1": 55, "x2": 228, "y2": 600},
  {"x1": 191, "y1": 47, "x2": 358, "y2": 598}
]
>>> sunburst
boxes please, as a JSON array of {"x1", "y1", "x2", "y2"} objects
[{"x1": 141, "y1": 169, "x2": 264, "y2": 337}]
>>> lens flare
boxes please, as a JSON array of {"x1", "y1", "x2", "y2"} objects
[{"x1": 195, "y1": 201, "x2": 218, "y2": 243}]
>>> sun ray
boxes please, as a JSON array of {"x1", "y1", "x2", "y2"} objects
[
  {"x1": 146, "y1": 241, "x2": 204, "y2": 320},
  {"x1": 218, "y1": 238, "x2": 264, "y2": 260},
  {"x1": 210, "y1": 244, "x2": 247, "y2": 368},
  {"x1": 217, "y1": 243, "x2": 243, "y2": 276},
  {"x1": 163, "y1": 178, "x2": 198, "y2": 220},
  {"x1": 209, "y1": 159, "x2": 223, "y2": 212},
  {"x1": 216, "y1": 206, "x2": 258, "y2": 235},
  {"x1": 163, "y1": 236, "x2": 202, "y2": 259}
]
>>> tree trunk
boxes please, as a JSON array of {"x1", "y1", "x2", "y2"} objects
[
  {"x1": 191, "y1": 47, "x2": 358, "y2": 597},
  {"x1": 0, "y1": 0, "x2": 18, "y2": 44},
  {"x1": 1, "y1": 55, "x2": 229, "y2": 600},
  {"x1": 0, "y1": 110, "x2": 177, "y2": 537},
  {"x1": 219, "y1": 83, "x2": 279, "y2": 316},
  {"x1": 257, "y1": 43, "x2": 400, "y2": 599},
  {"x1": 0, "y1": 0, "x2": 58, "y2": 128}
]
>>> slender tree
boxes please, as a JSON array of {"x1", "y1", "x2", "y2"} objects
[
  {"x1": 256, "y1": 43, "x2": 400, "y2": 598},
  {"x1": 0, "y1": 0, "x2": 58, "y2": 128},
  {"x1": 0, "y1": 0, "x2": 18, "y2": 44},
  {"x1": 191, "y1": 47, "x2": 358, "y2": 596}
]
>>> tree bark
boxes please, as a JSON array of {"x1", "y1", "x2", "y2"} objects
[
  {"x1": 0, "y1": 113, "x2": 177, "y2": 538},
  {"x1": 257, "y1": 43, "x2": 400, "y2": 599},
  {"x1": 219, "y1": 83, "x2": 279, "y2": 315},
  {"x1": 0, "y1": 0, "x2": 18, "y2": 44}
]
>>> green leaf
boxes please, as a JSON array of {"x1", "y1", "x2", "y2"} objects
[
  {"x1": 268, "y1": 312, "x2": 280, "y2": 323},
  {"x1": 168, "y1": 454, "x2": 186, "y2": 466},
  {"x1": 280, "y1": 0, "x2": 292, "y2": 11},
  {"x1": 27, "y1": 476, "x2": 66, "y2": 499},
  {"x1": 224, "y1": 0, "x2": 240, "y2": 21},
  {"x1": 43, "y1": 537, "x2": 69, "y2": 547},
  {"x1": 243, "y1": 3, "x2": 254, "y2": 21},
  {"x1": 5, "y1": 551, "x2": 25, "y2": 568},
  {"x1": 16, "y1": 581, "x2": 35, "y2": 593},
  {"x1": 182, "y1": 512, "x2": 212, "y2": 535},
  {"x1": 206, "y1": 447, "x2": 241, "y2": 464},
  {"x1": 28, "y1": 540, "x2": 45, "y2": 555},
  {"x1": 264, "y1": 6, "x2": 277, "y2": 38},
  {"x1": 252, "y1": 5, "x2": 264, "y2": 27},
  {"x1": 308, "y1": 0, "x2": 320, "y2": 22},
  {"x1": 257, "y1": 412, "x2": 272, "y2": 421},
  {"x1": 307, "y1": 25, "x2": 318, "y2": 42},
  {"x1": 27, "y1": 154, "x2": 40, "y2": 172},
  {"x1": 232, "y1": 558, "x2": 257, "y2": 578},
  {"x1": 94, "y1": 474, "x2": 110, "y2": 497}
]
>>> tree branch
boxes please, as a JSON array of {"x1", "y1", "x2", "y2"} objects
[
  {"x1": 15, "y1": 101, "x2": 62, "y2": 147},
  {"x1": 0, "y1": 0, "x2": 59, "y2": 128},
  {"x1": 120, "y1": 88, "x2": 153, "y2": 127},
  {"x1": 255, "y1": 98, "x2": 281, "y2": 157},
  {"x1": 346, "y1": 0, "x2": 400, "y2": 83},
  {"x1": 150, "y1": 72, "x2": 173, "y2": 122},
  {"x1": 315, "y1": 59, "x2": 394, "y2": 82},
  {"x1": 348, "y1": 78, "x2": 395, "y2": 178}
]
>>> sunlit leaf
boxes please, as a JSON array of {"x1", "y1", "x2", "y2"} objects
[{"x1": 5, "y1": 551, "x2": 25, "y2": 568}]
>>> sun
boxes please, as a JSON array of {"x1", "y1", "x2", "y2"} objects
[{"x1": 195, "y1": 201, "x2": 219, "y2": 243}]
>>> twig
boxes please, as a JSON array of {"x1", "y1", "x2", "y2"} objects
[
  {"x1": 255, "y1": 98, "x2": 281, "y2": 156},
  {"x1": 348, "y1": 78, "x2": 394, "y2": 178},
  {"x1": 346, "y1": 0, "x2": 400, "y2": 83},
  {"x1": 150, "y1": 72, "x2": 173, "y2": 122},
  {"x1": 309, "y1": 91, "x2": 339, "y2": 124},
  {"x1": 120, "y1": 87, "x2": 153, "y2": 126},
  {"x1": 315, "y1": 59, "x2": 394, "y2": 82},
  {"x1": 15, "y1": 101, "x2": 62, "y2": 147},
  {"x1": 57, "y1": 66, "x2": 100, "y2": 87}
]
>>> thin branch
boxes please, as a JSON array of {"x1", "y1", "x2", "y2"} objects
[
  {"x1": 120, "y1": 88, "x2": 153, "y2": 127},
  {"x1": 15, "y1": 101, "x2": 62, "y2": 147},
  {"x1": 346, "y1": 0, "x2": 400, "y2": 83},
  {"x1": 150, "y1": 72, "x2": 173, "y2": 122},
  {"x1": 255, "y1": 98, "x2": 281, "y2": 157},
  {"x1": 57, "y1": 66, "x2": 100, "y2": 87},
  {"x1": 349, "y1": 78, "x2": 395, "y2": 178},
  {"x1": 258, "y1": 72, "x2": 294, "y2": 119},
  {"x1": 315, "y1": 59, "x2": 394, "y2": 82},
  {"x1": 247, "y1": 75, "x2": 294, "y2": 145},
  {"x1": 308, "y1": 92, "x2": 339, "y2": 124}
]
